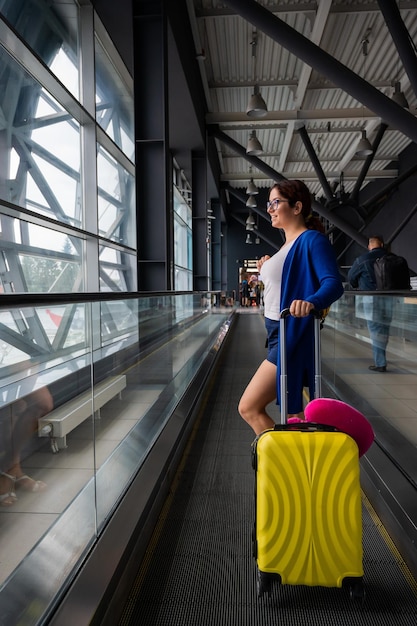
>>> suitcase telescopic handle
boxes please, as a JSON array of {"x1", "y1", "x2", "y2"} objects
[{"x1": 279, "y1": 308, "x2": 322, "y2": 424}]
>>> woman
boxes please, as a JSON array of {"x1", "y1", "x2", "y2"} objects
[{"x1": 238, "y1": 179, "x2": 344, "y2": 436}]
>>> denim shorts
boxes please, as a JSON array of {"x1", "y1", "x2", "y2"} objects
[{"x1": 265, "y1": 317, "x2": 279, "y2": 365}]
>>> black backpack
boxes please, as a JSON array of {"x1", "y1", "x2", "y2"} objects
[{"x1": 374, "y1": 253, "x2": 411, "y2": 290}]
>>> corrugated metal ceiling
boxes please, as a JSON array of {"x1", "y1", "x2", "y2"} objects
[{"x1": 188, "y1": 0, "x2": 417, "y2": 200}]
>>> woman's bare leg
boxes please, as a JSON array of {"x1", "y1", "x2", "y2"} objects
[{"x1": 238, "y1": 359, "x2": 277, "y2": 436}]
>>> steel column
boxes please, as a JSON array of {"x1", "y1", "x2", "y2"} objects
[
  {"x1": 192, "y1": 151, "x2": 209, "y2": 290},
  {"x1": 134, "y1": 0, "x2": 172, "y2": 290},
  {"x1": 210, "y1": 200, "x2": 222, "y2": 292}
]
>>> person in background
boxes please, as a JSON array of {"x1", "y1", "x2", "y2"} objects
[
  {"x1": 241, "y1": 277, "x2": 250, "y2": 307},
  {"x1": 348, "y1": 235, "x2": 392, "y2": 372},
  {"x1": 238, "y1": 179, "x2": 344, "y2": 436}
]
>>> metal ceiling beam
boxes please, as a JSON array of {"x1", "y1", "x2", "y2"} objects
[
  {"x1": 362, "y1": 160, "x2": 417, "y2": 210},
  {"x1": 224, "y1": 185, "x2": 270, "y2": 222},
  {"x1": 217, "y1": 124, "x2": 395, "y2": 136},
  {"x1": 206, "y1": 108, "x2": 381, "y2": 125},
  {"x1": 209, "y1": 78, "x2": 394, "y2": 90},
  {"x1": 385, "y1": 201, "x2": 417, "y2": 247},
  {"x1": 225, "y1": 185, "x2": 286, "y2": 247},
  {"x1": 292, "y1": 0, "x2": 331, "y2": 109},
  {"x1": 349, "y1": 122, "x2": 389, "y2": 203},
  {"x1": 377, "y1": 0, "x2": 417, "y2": 97},
  {"x1": 297, "y1": 125, "x2": 334, "y2": 202},
  {"x1": 195, "y1": 2, "x2": 315, "y2": 18},
  {"x1": 231, "y1": 213, "x2": 282, "y2": 249},
  {"x1": 212, "y1": 127, "x2": 286, "y2": 182},
  {"x1": 356, "y1": 195, "x2": 417, "y2": 257},
  {"x1": 223, "y1": 0, "x2": 417, "y2": 145},
  {"x1": 220, "y1": 170, "x2": 398, "y2": 181},
  {"x1": 212, "y1": 127, "x2": 368, "y2": 248},
  {"x1": 196, "y1": 2, "x2": 417, "y2": 18}
]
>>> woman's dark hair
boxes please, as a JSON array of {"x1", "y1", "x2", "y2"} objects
[{"x1": 270, "y1": 179, "x2": 324, "y2": 233}]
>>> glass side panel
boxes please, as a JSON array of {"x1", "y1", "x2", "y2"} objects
[
  {"x1": 325, "y1": 293, "x2": 417, "y2": 459},
  {"x1": 0, "y1": 294, "x2": 231, "y2": 624}
]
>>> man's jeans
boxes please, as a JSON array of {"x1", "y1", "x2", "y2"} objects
[{"x1": 363, "y1": 296, "x2": 393, "y2": 367}]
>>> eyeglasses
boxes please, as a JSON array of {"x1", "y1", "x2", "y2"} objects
[{"x1": 266, "y1": 198, "x2": 288, "y2": 210}]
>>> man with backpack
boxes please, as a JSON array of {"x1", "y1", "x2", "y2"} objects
[{"x1": 348, "y1": 235, "x2": 393, "y2": 372}]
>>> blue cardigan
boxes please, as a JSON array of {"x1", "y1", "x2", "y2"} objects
[{"x1": 278, "y1": 230, "x2": 344, "y2": 413}]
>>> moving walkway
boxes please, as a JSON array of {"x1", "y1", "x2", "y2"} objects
[{"x1": 1, "y1": 293, "x2": 417, "y2": 625}]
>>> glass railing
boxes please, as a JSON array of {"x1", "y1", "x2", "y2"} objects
[
  {"x1": 1, "y1": 289, "x2": 416, "y2": 624},
  {"x1": 0, "y1": 291, "x2": 232, "y2": 625},
  {"x1": 322, "y1": 290, "x2": 417, "y2": 486}
]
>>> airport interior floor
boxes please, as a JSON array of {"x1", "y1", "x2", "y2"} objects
[{"x1": 117, "y1": 310, "x2": 417, "y2": 626}]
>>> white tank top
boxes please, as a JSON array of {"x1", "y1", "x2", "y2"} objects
[{"x1": 260, "y1": 241, "x2": 295, "y2": 320}]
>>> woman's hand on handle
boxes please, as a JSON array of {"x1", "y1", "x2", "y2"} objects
[{"x1": 289, "y1": 300, "x2": 315, "y2": 317}]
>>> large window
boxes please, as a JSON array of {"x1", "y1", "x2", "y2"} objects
[
  {"x1": 97, "y1": 144, "x2": 135, "y2": 249},
  {"x1": 173, "y1": 167, "x2": 193, "y2": 291},
  {"x1": 95, "y1": 34, "x2": 134, "y2": 162},
  {"x1": 0, "y1": 0, "x2": 80, "y2": 98},
  {"x1": 0, "y1": 0, "x2": 136, "y2": 302}
]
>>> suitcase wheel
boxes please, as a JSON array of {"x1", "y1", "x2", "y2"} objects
[
  {"x1": 349, "y1": 581, "x2": 366, "y2": 605},
  {"x1": 256, "y1": 569, "x2": 276, "y2": 598}
]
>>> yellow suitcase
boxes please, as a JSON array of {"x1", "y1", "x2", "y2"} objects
[
  {"x1": 252, "y1": 310, "x2": 365, "y2": 600},
  {"x1": 253, "y1": 425, "x2": 364, "y2": 596}
]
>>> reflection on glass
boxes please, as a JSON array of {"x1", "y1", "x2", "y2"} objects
[
  {"x1": 100, "y1": 299, "x2": 139, "y2": 346},
  {"x1": 0, "y1": 0, "x2": 79, "y2": 97},
  {"x1": 95, "y1": 36, "x2": 134, "y2": 161},
  {"x1": 0, "y1": 303, "x2": 88, "y2": 373}
]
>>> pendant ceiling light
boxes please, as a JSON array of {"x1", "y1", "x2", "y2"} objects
[
  {"x1": 245, "y1": 213, "x2": 255, "y2": 231},
  {"x1": 246, "y1": 86, "x2": 268, "y2": 118},
  {"x1": 255, "y1": 234, "x2": 261, "y2": 244},
  {"x1": 246, "y1": 32, "x2": 267, "y2": 118},
  {"x1": 355, "y1": 130, "x2": 373, "y2": 158},
  {"x1": 246, "y1": 211, "x2": 255, "y2": 232},
  {"x1": 392, "y1": 81, "x2": 409, "y2": 108},
  {"x1": 246, "y1": 178, "x2": 259, "y2": 195},
  {"x1": 245, "y1": 233, "x2": 253, "y2": 244},
  {"x1": 246, "y1": 195, "x2": 257, "y2": 209},
  {"x1": 246, "y1": 130, "x2": 263, "y2": 156}
]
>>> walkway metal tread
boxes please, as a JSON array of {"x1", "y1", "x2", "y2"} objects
[{"x1": 119, "y1": 312, "x2": 417, "y2": 626}]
